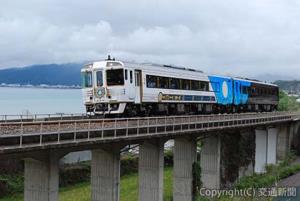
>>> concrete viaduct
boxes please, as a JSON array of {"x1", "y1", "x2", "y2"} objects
[{"x1": 0, "y1": 112, "x2": 300, "y2": 201}]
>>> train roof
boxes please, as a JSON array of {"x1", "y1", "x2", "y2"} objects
[
  {"x1": 234, "y1": 77, "x2": 278, "y2": 87},
  {"x1": 123, "y1": 61, "x2": 204, "y2": 74}
]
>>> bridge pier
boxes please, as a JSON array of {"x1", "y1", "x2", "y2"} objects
[
  {"x1": 201, "y1": 135, "x2": 221, "y2": 189},
  {"x1": 173, "y1": 137, "x2": 197, "y2": 201},
  {"x1": 91, "y1": 147, "x2": 120, "y2": 201},
  {"x1": 24, "y1": 155, "x2": 59, "y2": 201},
  {"x1": 255, "y1": 128, "x2": 267, "y2": 173},
  {"x1": 277, "y1": 125, "x2": 290, "y2": 161},
  {"x1": 254, "y1": 127, "x2": 278, "y2": 173},
  {"x1": 267, "y1": 127, "x2": 278, "y2": 165},
  {"x1": 138, "y1": 140, "x2": 164, "y2": 201}
]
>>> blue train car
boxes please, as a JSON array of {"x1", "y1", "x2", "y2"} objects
[
  {"x1": 232, "y1": 78, "x2": 279, "y2": 111},
  {"x1": 232, "y1": 78, "x2": 251, "y2": 106},
  {"x1": 208, "y1": 75, "x2": 233, "y2": 105}
]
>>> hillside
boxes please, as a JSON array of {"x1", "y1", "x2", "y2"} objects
[
  {"x1": 274, "y1": 80, "x2": 300, "y2": 94},
  {"x1": 0, "y1": 63, "x2": 83, "y2": 86}
]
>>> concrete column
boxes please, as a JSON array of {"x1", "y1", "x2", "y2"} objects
[
  {"x1": 267, "y1": 127, "x2": 278, "y2": 165},
  {"x1": 138, "y1": 141, "x2": 164, "y2": 201},
  {"x1": 173, "y1": 137, "x2": 197, "y2": 201},
  {"x1": 255, "y1": 129, "x2": 267, "y2": 173},
  {"x1": 24, "y1": 156, "x2": 59, "y2": 201},
  {"x1": 277, "y1": 125, "x2": 289, "y2": 160},
  {"x1": 201, "y1": 135, "x2": 221, "y2": 189},
  {"x1": 91, "y1": 148, "x2": 120, "y2": 201}
]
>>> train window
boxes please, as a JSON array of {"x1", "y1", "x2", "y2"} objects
[
  {"x1": 106, "y1": 69, "x2": 124, "y2": 86},
  {"x1": 182, "y1": 79, "x2": 190, "y2": 90},
  {"x1": 191, "y1": 80, "x2": 200, "y2": 91},
  {"x1": 130, "y1": 71, "x2": 133, "y2": 83},
  {"x1": 242, "y1": 86, "x2": 248, "y2": 94},
  {"x1": 81, "y1": 71, "x2": 93, "y2": 88},
  {"x1": 251, "y1": 88, "x2": 256, "y2": 95},
  {"x1": 96, "y1": 71, "x2": 103, "y2": 87},
  {"x1": 146, "y1": 75, "x2": 157, "y2": 88},
  {"x1": 159, "y1": 77, "x2": 169, "y2": 88},
  {"x1": 125, "y1": 70, "x2": 128, "y2": 80},
  {"x1": 170, "y1": 78, "x2": 180, "y2": 89},
  {"x1": 201, "y1": 82, "x2": 209, "y2": 91}
]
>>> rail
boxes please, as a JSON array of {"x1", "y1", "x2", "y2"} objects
[{"x1": 0, "y1": 112, "x2": 299, "y2": 152}]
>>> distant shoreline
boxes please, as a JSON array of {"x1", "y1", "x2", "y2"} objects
[{"x1": 0, "y1": 84, "x2": 81, "y2": 90}]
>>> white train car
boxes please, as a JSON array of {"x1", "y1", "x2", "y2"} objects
[{"x1": 81, "y1": 56, "x2": 217, "y2": 115}]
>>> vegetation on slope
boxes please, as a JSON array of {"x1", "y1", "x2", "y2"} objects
[{"x1": 278, "y1": 90, "x2": 300, "y2": 111}]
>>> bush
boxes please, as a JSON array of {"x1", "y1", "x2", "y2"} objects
[
  {"x1": 235, "y1": 156, "x2": 300, "y2": 190},
  {"x1": 164, "y1": 150, "x2": 173, "y2": 167},
  {"x1": 60, "y1": 164, "x2": 90, "y2": 186},
  {"x1": 121, "y1": 155, "x2": 139, "y2": 176}
]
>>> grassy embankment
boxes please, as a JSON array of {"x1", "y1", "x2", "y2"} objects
[
  {"x1": 3, "y1": 157, "x2": 300, "y2": 201},
  {"x1": 0, "y1": 168, "x2": 173, "y2": 201}
]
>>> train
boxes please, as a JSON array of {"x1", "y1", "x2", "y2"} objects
[{"x1": 81, "y1": 56, "x2": 279, "y2": 116}]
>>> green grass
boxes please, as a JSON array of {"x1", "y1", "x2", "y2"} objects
[{"x1": 0, "y1": 167, "x2": 173, "y2": 201}]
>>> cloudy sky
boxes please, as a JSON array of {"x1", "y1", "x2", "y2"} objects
[{"x1": 1, "y1": 0, "x2": 300, "y2": 79}]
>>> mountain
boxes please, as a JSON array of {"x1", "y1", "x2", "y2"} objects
[
  {"x1": 0, "y1": 63, "x2": 83, "y2": 86},
  {"x1": 274, "y1": 80, "x2": 300, "y2": 94},
  {"x1": 252, "y1": 73, "x2": 298, "y2": 83}
]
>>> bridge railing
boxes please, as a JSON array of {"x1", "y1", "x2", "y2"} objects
[
  {"x1": 0, "y1": 112, "x2": 298, "y2": 150},
  {"x1": 0, "y1": 113, "x2": 88, "y2": 122}
]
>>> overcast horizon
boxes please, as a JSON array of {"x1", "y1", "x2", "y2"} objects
[{"x1": 1, "y1": 0, "x2": 300, "y2": 80}]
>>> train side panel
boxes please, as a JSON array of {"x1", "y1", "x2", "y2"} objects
[
  {"x1": 208, "y1": 76, "x2": 234, "y2": 105},
  {"x1": 233, "y1": 79, "x2": 251, "y2": 105}
]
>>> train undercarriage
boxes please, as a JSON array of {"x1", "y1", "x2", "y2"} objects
[{"x1": 85, "y1": 102, "x2": 277, "y2": 117}]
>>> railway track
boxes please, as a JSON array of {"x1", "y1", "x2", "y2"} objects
[
  {"x1": 0, "y1": 111, "x2": 297, "y2": 136},
  {"x1": 0, "y1": 111, "x2": 298, "y2": 153}
]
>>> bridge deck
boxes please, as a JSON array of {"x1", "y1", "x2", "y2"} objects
[{"x1": 0, "y1": 112, "x2": 299, "y2": 155}]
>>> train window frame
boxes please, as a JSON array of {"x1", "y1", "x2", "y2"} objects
[
  {"x1": 145, "y1": 74, "x2": 209, "y2": 92},
  {"x1": 146, "y1": 75, "x2": 157, "y2": 88},
  {"x1": 125, "y1": 69, "x2": 128, "y2": 80},
  {"x1": 96, "y1": 71, "x2": 103, "y2": 87},
  {"x1": 106, "y1": 69, "x2": 125, "y2": 86},
  {"x1": 130, "y1": 71, "x2": 133, "y2": 83},
  {"x1": 159, "y1": 77, "x2": 169, "y2": 89},
  {"x1": 182, "y1": 79, "x2": 190, "y2": 90},
  {"x1": 81, "y1": 71, "x2": 93, "y2": 88},
  {"x1": 169, "y1": 78, "x2": 180, "y2": 89},
  {"x1": 201, "y1": 82, "x2": 209, "y2": 91}
]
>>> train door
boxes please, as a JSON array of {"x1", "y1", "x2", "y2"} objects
[
  {"x1": 127, "y1": 70, "x2": 135, "y2": 99},
  {"x1": 134, "y1": 70, "x2": 142, "y2": 103}
]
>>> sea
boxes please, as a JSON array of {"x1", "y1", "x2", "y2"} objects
[{"x1": 0, "y1": 87, "x2": 85, "y2": 115}]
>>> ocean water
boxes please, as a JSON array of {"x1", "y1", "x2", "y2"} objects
[{"x1": 0, "y1": 87, "x2": 85, "y2": 115}]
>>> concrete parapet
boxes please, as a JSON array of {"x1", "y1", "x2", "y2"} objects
[
  {"x1": 173, "y1": 137, "x2": 197, "y2": 201},
  {"x1": 201, "y1": 135, "x2": 221, "y2": 189},
  {"x1": 138, "y1": 140, "x2": 164, "y2": 201},
  {"x1": 91, "y1": 147, "x2": 120, "y2": 201}
]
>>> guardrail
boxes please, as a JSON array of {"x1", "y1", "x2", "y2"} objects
[
  {"x1": 0, "y1": 112, "x2": 298, "y2": 152},
  {"x1": 0, "y1": 113, "x2": 88, "y2": 122}
]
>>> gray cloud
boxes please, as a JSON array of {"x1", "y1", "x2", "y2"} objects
[{"x1": 0, "y1": 0, "x2": 300, "y2": 79}]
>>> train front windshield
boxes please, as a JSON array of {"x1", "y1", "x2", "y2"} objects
[
  {"x1": 81, "y1": 71, "x2": 93, "y2": 88},
  {"x1": 106, "y1": 69, "x2": 124, "y2": 86}
]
